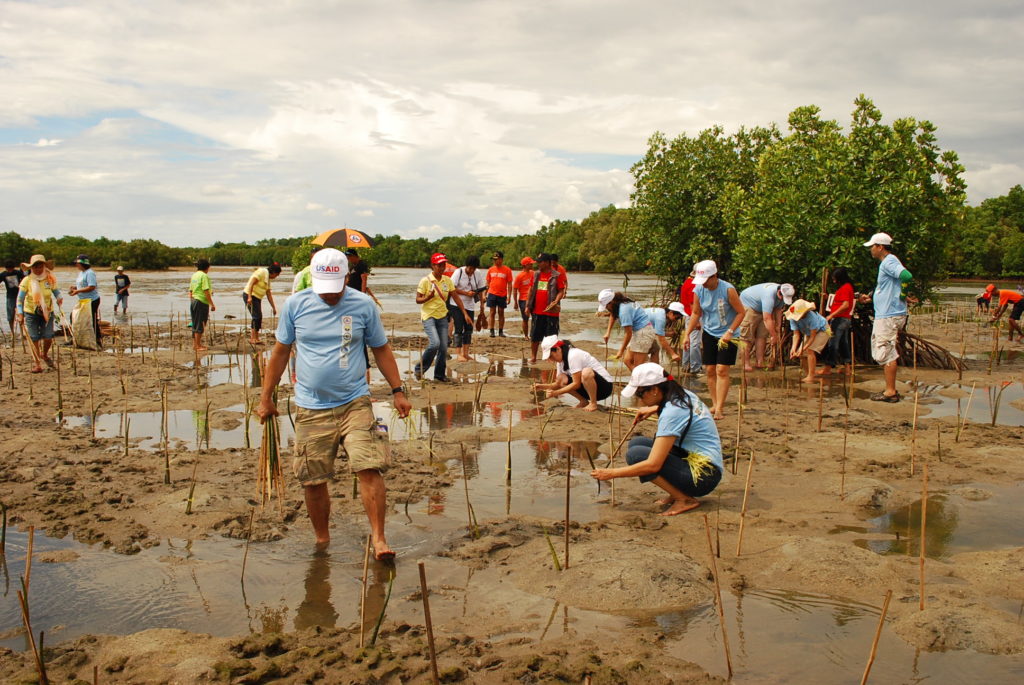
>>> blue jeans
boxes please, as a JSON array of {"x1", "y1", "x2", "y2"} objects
[
  {"x1": 419, "y1": 316, "x2": 449, "y2": 380},
  {"x1": 626, "y1": 436, "x2": 721, "y2": 497},
  {"x1": 685, "y1": 318, "x2": 703, "y2": 373}
]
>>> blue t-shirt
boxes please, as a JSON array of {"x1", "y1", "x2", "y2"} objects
[
  {"x1": 873, "y1": 253, "x2": 907, "y2": 319},
  {"x1": 655, "y1": 392, "x2": 723, "y2": 473},
  {"x1": 276, "y1": 288, "x2": 387, "y2": 410},
  {"x1": 645, "y1": 307, "x2": 668, "y2": 336},
  {"x1": 789, "y1": 310, "x2": 829, "y2": 336},
  {"x1": 739, "y1": 283, "x2": 783, "y2": 313},
  {"x1": 76, "y1": 269, "x2": 99, "y2": 301},
  {"x1": 618, "y1": 302, "x2": 652, "y2": 331},
  {"x1": 695, "y1": 279, "x2": 738, "y2": 338}
]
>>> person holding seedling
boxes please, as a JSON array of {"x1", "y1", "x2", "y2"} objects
[
  {"x1": 599, "y1": 289, "x2": 658, "y2": 370},
  {"x1": 858, "y1": 232, "x2": 913, "y2": 402},
  {"x1": 738, "y1": 281, "x2": 795, "y2": 371},
  {"x1": 989, "y1": 288, "x2": 1024, "y2": 342},
  {"x1": 785, "y1": 299, "x2": 830, "y2": 382},
  {"x1": 590, "y1": 362, "x2": 723, "y2": 516},
  {"x1": 533, "y1": 334, "x2": 615, "y2": 411}
]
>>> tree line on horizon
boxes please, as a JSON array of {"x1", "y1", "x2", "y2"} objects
[{"x1": 2, "y1": 95, "x2": 1022, "y2": 293}]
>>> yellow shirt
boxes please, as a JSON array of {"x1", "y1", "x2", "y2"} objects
[
  {"x1": 245, "y1": 267, "x2": 270, "y2": 299},
  {"x1": 19, "y1": 275, "x2": 58, "y2": 316},
  {"x1": 417, "y1": 274, "x2": 455, "y2": 320}
]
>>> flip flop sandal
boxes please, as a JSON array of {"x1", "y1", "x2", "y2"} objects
[
  {"x1": 870, "y1": 392, "x2": 901, "y2": 403},
  {"x1": 374, "y1": 550, "x2": 396, "y2": 562}
]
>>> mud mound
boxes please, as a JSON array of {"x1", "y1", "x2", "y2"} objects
[
  {"x1": 950, "y1": 547, "x2": 1024, "y2": 600},
  {"x1": 892, "y1": 603, "x2": 1024, "y2": 654},
  {"x1": 748, "y1": 538, "x2": 903, "y2": 598}
]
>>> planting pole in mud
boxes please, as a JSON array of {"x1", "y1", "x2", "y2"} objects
[
  {"x1": 735, "y1": 451, "x2": 755, "y2": 556},
  {"x1": 54, "y1": 343, "x2": 63, "y2": 422},
  {"x1": 25, "y1": 525, "x2": 34, "y2": 599},
  {"x1": 564, "y1": 445, "x2": 571, "y2": 570},
  {"x1": 816, "y1": 379, "x2": 824, "y2": 433},
  {"x1": 919, "y1": 464, "x2": 928, "y2": 611},
  {"x1": 240, "y1": 508, "x2": 255, "y2": 586},
  {"x1": 359, "y1": 535, "x2": 371, "y2": 648},
  {"x1": 859, "y1": 589, "x2": 893, "y2": 685},
  {"x1": 955, "y1": 381, "x2": 977, "y2": 442},
  {"x1": 417, "y1": 561, "x2": 441, "y2": 685},
  {"x1": 505, "y1": 404, "x2": 513, "y2": 484},
  {"x1": 0, "y1": 500, "x2": 6, "y2": 557},
  {"x1": 162, "y1": 383, "x2": 171, "y2": 485},
  {"x1": 910, "y1": 343, "x2": 920, "y2": 476},
  {"x1": 702, "y1": 514, "x2": 733, "y2": 678},
  {"x1": 16, "y1": 587, "x2": 47, "y2": 685}
]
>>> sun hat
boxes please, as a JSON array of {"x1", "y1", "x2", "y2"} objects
[
  {"x1": 21, "y1": 254, "x2": 55, "y2": 270},
  {"x1": 520, "y1": 256, "x2": 535, "y2": 266},
  {"x1": 668, "y1": 302, "x2": 686, "y2": 315},
  {"x1": 116, "y1": 265, "x2": 125, "y2": 271},
  {"x1": 692, "y1": 260, "x2": 717, "y2": 286},
  {"x1": 596, "y1": 288, "x2": 615, "y2": 312},
  {"x1": 862, "y1": 232, "x2": 893, "y2": 247},
  {"x1": 74, "y1": 254, "x2": 91, "y2": 266},
  {"x1": 430, "y1": 252, "x2": 448, "y2": 265},
  {"x1": 621, "y1": 362, "x2": 670, "y2": 398},
  {"x1": 779, "y1": 283, "x2": 796, "y2": 305},
  {"x1": 784, "y1": 299, "x2": 817, "y2": 321},
  {"x1": 540, "y1": 334, "x2": 564, "y2": 360},
  {"x1": 310, "y1": 248, "x2": 349, "y2": 294}
]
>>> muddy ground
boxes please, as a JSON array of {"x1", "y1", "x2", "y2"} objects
[{"x1": 1, "y1": 305, "x2": 1022, "y2": 683}]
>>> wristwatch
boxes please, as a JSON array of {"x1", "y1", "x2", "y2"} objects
[{"x1": 391, "y1": 386, "x2": 406, "y2": 395}]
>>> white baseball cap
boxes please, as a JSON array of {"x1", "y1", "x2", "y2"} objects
[
  {"x1": 692, "y1": 260, "x2": 717, "y2": 286},
  {"x1": 863, "y1": 232, "x2": 893, "y2": 247},
  {"x1": 668, "y1": 302, "x2": 686, "y2": 315},
  {"x1": 621, "y1": 362, "x2": 670, "y2": 398},
  {"x1": 596, "y1": 288, "x2": 615, "y2": 312},
  {"x1": 310, "y1": 248, "x2": 349, "y2": 294},
  {"x1": 779, "y1": 283, "x2": 795, "y2": 305},
  {"x1": 540, "y1": 334, "x2": 563, "y2": 360}
]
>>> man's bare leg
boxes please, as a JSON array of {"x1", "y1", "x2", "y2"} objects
[
  {"x1": 755, "y1": 337, "x2": 767, "y2": 368},
  {"x1": 357, "y1": 469, "x2": 393, "y2": 560},
  {"x1": 707, "y1": 364, "x2": 719, "y2": 415},
  {"x1": 304, "y1": 482, "x2": 331, "y2": 545},
  {"x1": 883, "y1": 359, "x2": 898, "y2": 397},
  {"x1": 651, "y1": 476, "x2": 700, "y2": 516}
]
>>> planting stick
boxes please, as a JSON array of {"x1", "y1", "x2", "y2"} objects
[
  {"x1": 505, "y1": 404, "x2": 513, "y2": 484},
  {"x1": 608, "y1": 414, "x2": 642, "y2": 465},
  {"x1": 841, "y1": 421, "x2": 848, "y2": 501},
  {"x1": 919, "y1": 464, "x2": 928, "y2": 611},
  {"x1": 417, "y1": 561, "x2": 441, "y2": 685},
  {"x1": 702, "y1": 514, "x2": 733, "y2": 678},
  {"x1": 162, "y1": 384, "x2": 171, "y2": 484},
  {"x1": 733, "y1": 390, "x2": 742, "y2": 475},
  {"x1": 860, "y1": 589, "x2": 893, "y2": 685},
  {"x1": 0, "y1": 500, "x2": 6, "y2": 557},
  {"x1": 564, "y1": 445, "x2": 571, "y2": 570},
  {"x1": 240, "y1": 508, "x2": 255, "y2": 585},
  {"x1": 955, "y1": 382, "x2": 977, "y2": 442},
  {"x1": 817, "y1": 379, "x2": 824, "y2": 433},
  {"x1": 25, "y1": 525, "x2": 34, "y2": 598},
  {"x1": 54, "y1": 343, "x2": 63, "y2": 422},
  {"x1": 185, "y1": 456, "x2": 200, "y2": 514},
  {"x1": 16, "y1": 589, "x2": 47, "y2": 685},
  {"x1": 735, "y1": 451, "x2": 756, "y2": 556},
  {"x1": 359, "y1": 535, "x2": 371, "y2": 648}
]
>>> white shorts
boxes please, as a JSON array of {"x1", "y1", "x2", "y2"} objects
[
  {"x1": 871, "y1": 315, "x2": 906, "y2": 366},
  {"x1": 628, "y1": 324, "x2": 658, "y2": 354}
]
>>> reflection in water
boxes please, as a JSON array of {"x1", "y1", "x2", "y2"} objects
[
  {"x1": 860, "y1": 496, "x2": 959, "y2": 558},
  {"x1": 293, "y1": 551, "x2": 338, "y2": 631}
]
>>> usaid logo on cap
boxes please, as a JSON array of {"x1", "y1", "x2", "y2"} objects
[{"x1": 315, "y1": 264, "x2": 342, "y2": 274}]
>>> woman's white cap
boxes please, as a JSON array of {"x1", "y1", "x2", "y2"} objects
[
  {"x1": 692, "y1": 260, "x2": 717, "y2": 285},
  {"x1": 596, "y1": 288, "x2": 615, "y2": 312},
  {"x1": 621, "y1": 362, "x2": 668, "y2": 398}
]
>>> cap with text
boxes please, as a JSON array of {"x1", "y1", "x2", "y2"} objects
[
  {"x1": 862, "y1": 232, "x2": 893, "y2": 247},
  {"x1": 431, "y1": 252, "x2": 448, "y2": 265},
  {"x1": 692, "y1": 260, "x2": 717, "y2": 286},
  {"x1": 310, "y1": 248, "x2": 349, "y2": 294}
]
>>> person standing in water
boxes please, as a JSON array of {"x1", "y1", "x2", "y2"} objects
[
  {"x1": 15, "y1": 254, "x2": 61, "y2": 372},
  {"x1": 68, "y1": 254, "x2": 101, "y2": 345},
  {"x1": 242, "y1": 262, "x2": 282, "y2": 344},
  {"x1": 113, "y1": 266, "x2": 131, "y2": 315},
  {"x1": 189, "y1": 258, "x2": 216, "y2": 352}
]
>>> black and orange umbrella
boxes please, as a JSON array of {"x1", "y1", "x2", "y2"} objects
[{"x1": 311, "y1": 227, "x2": 375, "y2": 249}]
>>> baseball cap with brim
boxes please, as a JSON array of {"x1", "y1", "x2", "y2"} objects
[
  {"x1": 692, "y1": 260, "x2": 717, "y2": 286},
  {"x1": 621, "y1": 362, "x2": 669, "y2": 398},
  {"x1": 784, "y1": 299, "x2": 816, "y2": 321},
  {"x1": 520, "y1": 256, "x2": 535, "y2": 266},
  {"x1": 668, "y1": 302, "x2": 686, "y2": 315},
  {"x1": 536, "y1": 253, "x2": 553, "y2": 263},
  {"x1": 540, "y1": 334, "x2": 563, "y2": 360},
  {"x1": 985, "y1": 284, "x2": 996, "y2": 293},
  {"x1": 863, "y1": 232, "x2": 893, "y2": 247},
  {"x1": 596, "y1": 288, "x2": 615, "y2": 312},
  {"x1": 116, "y1": 265, "x2": 125, "y2": 271},
  {"x1": 780, "y1": 283, "x2": 795, "y2": 305},
  {"x1": 310, "y1": 248, "x2": 349, "y2": 294},
  {"x1": 74, "y1": 254, "x2": 90, "y2": 266},
  {"x1": 431, "y1": 252, "x2": 447, "y2": 265}
]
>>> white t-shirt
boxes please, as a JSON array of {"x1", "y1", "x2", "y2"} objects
[
  {"x1": 566, "y1": 347, "x2": 613, "y2": 383},
  {"x1": 451, "y1": 267, "x2": 486, "y2": 310}
]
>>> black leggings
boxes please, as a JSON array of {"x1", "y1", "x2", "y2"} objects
[
  {"x1": 90, "y1": 298, "x2": 101, "y2": 343},
  {"x1": 245, "y1": 295, "x2": 263, "y2": 331}
]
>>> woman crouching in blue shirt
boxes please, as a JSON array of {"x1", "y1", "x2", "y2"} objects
[{"x1": 591, "y1": 362, "x2": 723, "y2": 516}]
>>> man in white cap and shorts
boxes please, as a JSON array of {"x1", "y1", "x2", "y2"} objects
[
  {"x1": 256, "y1": 248, "x2": 411, "y2": 559},
  {"x1": 858, "y1": 232, "x2": 913, "y2": 402},
  {"x1": 738, "y1": 282, "x2": 795, "y2": 371}
]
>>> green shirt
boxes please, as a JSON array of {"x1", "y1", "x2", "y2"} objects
[
  {"x1": 190, "y1": 270, "x2": 212, "y2": 304},
  {"x1": 292, "y1": 266, "x2": 312, "y2": 293}
]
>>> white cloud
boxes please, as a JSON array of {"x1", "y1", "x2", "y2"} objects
[
  {"x1": 33, "y1": 138, "x2": 62, "y2": 147},
  {"x1": 355, "y1": 209, "x2": 374, "y2": 217}
]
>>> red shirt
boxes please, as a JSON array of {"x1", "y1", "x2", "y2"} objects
[
  {"x1": 513, "y1": 269, "x2": 533, "y2": 301},
  {"x1": 679, "y1": 277, "x2": 696, "y2": 316},
  {"x1": 831, "y1": 283, "x2": 855, "y2": 319},
  {"x1": 532, "y1": 271, "x2": 567, "y2": 316},
  {"x1": 486, "y1": 265, "x2": 514, "y2": 297}
]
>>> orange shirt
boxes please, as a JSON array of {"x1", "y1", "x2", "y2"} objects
[
  {"x1": 997, "y1": 289, "x2": 1023, "y2": 304},
  {"x1": 486, "y1": 265, "x2": 513, "y2": 297},
  {"x1": 443, "y1": 263, "x2": 456, "y2": 278},
  {"x1": 513, "y1": 269, "x2": 534, "y2": 301}
]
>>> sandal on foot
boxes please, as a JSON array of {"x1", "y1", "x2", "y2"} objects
[{"x1": 870, "y1": 392, "x2": 901, "y2": 403}]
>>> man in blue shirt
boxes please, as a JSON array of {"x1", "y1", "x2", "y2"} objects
[
  {"x1": 859, "y1": 232, "x2": 913, "y2": 402},
  {"x1": 257, "y1": 249, "x2": 411, "y2": 559},
  {"x1": 738, "y1": 282, "x2": 795, "y2": 372}
]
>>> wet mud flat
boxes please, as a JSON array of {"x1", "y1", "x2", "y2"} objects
[{"x1": 1, "y1": 307, "x2": 1024, "y2": 682}]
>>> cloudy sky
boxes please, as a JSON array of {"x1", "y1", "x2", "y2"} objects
[{"x1": 1, "y1": 1, "x2": 1021, "y2": 246}]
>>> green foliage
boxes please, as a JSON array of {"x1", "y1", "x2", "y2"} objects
[
  {"x1": 579, "y1": 205, "x2": 644, "y2": 272},
  {"x1": 947, "y1": 184, "x2": 1024, "y2": 277},
  {"x1": 0, "y1": 231, "x2": 34, "y2": 264}
]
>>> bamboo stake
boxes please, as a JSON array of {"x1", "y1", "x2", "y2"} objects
[
  {"x1": 25, "y1": 525, "x2": 34, "y2": 598},
  {"x1": 505, "y1": 404, "x2": 513, "y2": 484},
  {"x1": 860, "y1": 589, "x2": 893, "y2": 685},
  {"x1": 735, "y1": 451, "x2": 756, "y2": 556},
  {"x1": 241, "y1": 508, "x2": 255, "y2": 585},
  {"x1": 702, "y1": 514, "x2": 733, "y2": 678},
  {"x1": 16, "y1": 588, "x2": 47, "y2": 685},
  {"x1": 817, "y1": 378, "x2": 824, "y2": 432},
  {"x1": 955, "y1": 382, "x2": 977, "y2": 442},
  {"x1": 0, "y1": 500, "x2": 6, "y2": 557},
  {"x1": 564, "y1": 445, "x2": 571, "y2": 570},
  {"x1": 359, "y1": 535, "x2": 371, "y2": 648},
  {"x1": 417, "y1": 561, "x2": 441, "y2": 685},
  {"x1": 919, "y1": 464, "x2": 928, "y2": 611}
]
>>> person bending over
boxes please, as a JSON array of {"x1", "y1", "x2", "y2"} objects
[{"x1": 533, "y1": 335, "x2": 614, "y2": 411}]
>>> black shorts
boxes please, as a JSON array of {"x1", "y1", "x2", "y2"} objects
[
  {"x1": 486, "y1": 294, "x2": 508, "y2": 309},
  {"x1": 190, "y1": 300, "x2": 210, "y2": 334},
  {"x1": 530, "y1": 314, "x2": 559, "y2": 343},
  {"x1": 1010, "y1": 300, "x2": 1024, "y2": 321},
  {"x1": 701, "y1": 330, "x2": 738, "y2": 367},
  {"x1": 575, "y1": 372, "x2": 614, "y2": 402},
  {"x1": 518, "y1": 300, "x2": 528, "y2": 321}
]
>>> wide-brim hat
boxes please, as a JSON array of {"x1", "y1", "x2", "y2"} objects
[
  {"x1": 784, "y1": 299, "x2": 816, "y2": 321},
  {"x1": 22, "y1": 254, "x2": 55, "y2": 270}
]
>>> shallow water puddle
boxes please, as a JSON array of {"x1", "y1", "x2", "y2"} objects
[
  {"x1": 658, "y1": 588, "x2": 1024, "y2": 682},
  {"x1": 830, "y1": 483, "x2": 1024, "y2": 559},
  {"x1": 910, "y1": 381, "x2": 1024, "y2": 427}
]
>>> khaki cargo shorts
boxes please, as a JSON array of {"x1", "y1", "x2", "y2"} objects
[
  {"x1": 292, "y1": 396, "x2": 390, "y2": 486},
  {"x1": 628, "y1": 324, "x2": 658, "y2": 354},
  {"x1": 871, "y1": 315, "x2": 906, "y2": 366},
  {"x1": 739, "y1": 307, "x2": 768, "y2": 343},
  {"x1": 803, "y1": 328, "x2": 830, "y2": 355}
]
